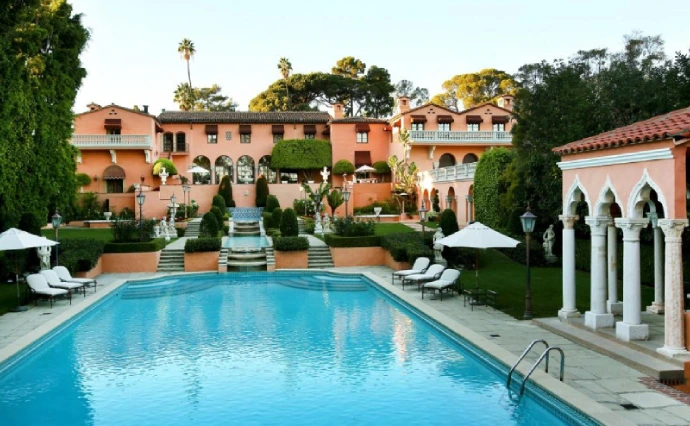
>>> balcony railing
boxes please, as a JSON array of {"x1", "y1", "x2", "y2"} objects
[
  {"x1": 429, "y1": 162, "x2": 477, "y2": 183},
  {"x1": 71, "y1": 134, "x2": 151, "y2": 148},
  {"x1": 161, "y1": 141, "x2": 189, "y2": 154},
  {"x1": 409, "y1": 130, "x2": 511, "y2": 143}
]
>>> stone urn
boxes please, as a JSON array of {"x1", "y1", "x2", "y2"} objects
[
  {"x1": 103, "y1": 212, "x2": 112, "y2": 221},
  {"x1": 374, "y1": 207, "x2": 382, "y2": 221}
]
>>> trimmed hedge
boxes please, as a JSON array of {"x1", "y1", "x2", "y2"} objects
[
  {"x1": 267, "y1": 228, "x2": 281, "y2": 239},
  {"x1": 153, "y1": 158, "x2": 178, "y2": 176},
  {"x1": 262, "y1": 212, "x2": 273, "y2": 228},
  {"x1": 333, "y1": 159, "x2": 355, "y2": 175},
  {"x1": 103, "y1": 239, "x2": 166, "y2": 253},
  {"x1": 271, "y1": 208, "x2": 283, "y2": 232},
  {"x1": 274, "y1": 236, "x2": 309, "y2": 251},
  {"x1": 473, "y1": 147, "x2": 513, "y2": 230},
  {"x1": 210, "y1": 206, "x2": 224, "y2": 229},
  {"x1": 270, "y1": 139, "x2": 332, "y2": 170},
  {"x1": 184, "y1": 237, "x2": 221, "y2": 253},
  {"x1": 60, "y1": 239, "x2": 105, "y2": 273},
  {"x1": 372, "y1": 160, "x2": 390, "y2": 174},
  {"x1": 380, "y1": 233, "x2": 430, "y2": 263},
  {"x1": 265, "y1": 195, "x2": 280, "y2": 213},
  {"x1": 280, "y1": 208, "x2": 299, "y2": 237},
  {"x1": 200, "y1": 212, "x2": 219, "y2": 237},
  {"x1": 324, "y1": 234, "x2": 381, "y2": 247},
  {"x1": 440, "y1": 209, "x2": 459, "y2": 237},
  {"x1": 212, "y1": 195, "x2": 226, "y2": 212},
  {"x1": 332, "y1": 216, "x2": 375, "y2": 237},
  {"x1": 256, "y1": 176, "x2": 269, "y2": 207},
  {"x1": 353, "y1": 199, "x2": 400, "y2": 215}
]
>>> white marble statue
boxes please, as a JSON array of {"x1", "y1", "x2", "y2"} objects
[
  {"x1": 320, "y1": 166, "x2": 330, "y2": 182},
  {"x1": 37, "y1": 246, "x2": 51, "y2": 270},
  {"x1": 153, "y1": 217, "x2": 160, "y2": 237},
  {"x1": 323, "y1": 212, "x2": 331, "y2": 233},
  {"x1": 159, "y1": 167, "x2": 169, "y2": 185},
  {"x1": 432, "y1": 228, "x2": 445, "y2": 263},
  {"x1": 314, "y1": 211, "x2": 323, "y2": 235},
  {"x1": 543, "y1": 224, "x2": 556, "y2": 258}
]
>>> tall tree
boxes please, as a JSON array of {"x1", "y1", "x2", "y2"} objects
[
  {"x1": 431, "y1": 68, "x2": 516, "y2": 110},
  {"x1": 395, "y1": 80, "x2": 429, "y2": 107},
  {"x1": 277, "y1": 57, "x2": 293, "y2": 111},
  {"x1": 178, "y1": 39, "x2": 196, "y2": 105},
  {"x1": 174, "y1": 83, "x2": 237, "y2": 111},
  {"x1": 332, "y1": 56, "x2": 366, "y2": 79},
  {"x1": 359, "y1": 66, "x2": 395, "y2": 117}
]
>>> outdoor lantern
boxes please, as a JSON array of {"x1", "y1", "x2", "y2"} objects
[
  {"x1": 136, "y1": 191, "x2": 146, "y2": 207},
  {"x1": 520, "y1": 206, "x2": 537, "y2": 233},
  {"x1": 419, "y1": 199, "x2": 428, "y2": 222},
  {"x1": 342, "y1": 189, "x2": 350, "y2": 202},
  {"x1": 51, "y1": 210, "x2": 62, "y2": 229}
]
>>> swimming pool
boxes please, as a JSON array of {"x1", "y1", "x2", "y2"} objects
[
  {"x1": 0, "y1": 272, "x2": 597, "y2": 425},
  {"x1": 224, "y1": 235, "x2": 270, "y2": 249}
]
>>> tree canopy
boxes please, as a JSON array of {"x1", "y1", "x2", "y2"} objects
[
  {"x1": 174, "y1": 83, "x2": 237, "y2": 111},
  {"x1": 431, "y1": 68, "x2": 517, "y2": 110},
  {"x1": 270, "y1": 139, "x2": 332, "y2": 170},
  {"x1": 395, "y1": 80, "x2": 429, "y2": 107}
]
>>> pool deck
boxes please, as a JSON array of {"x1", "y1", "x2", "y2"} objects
[{"x1": 1, "y1": 269, "x2": 689, "y2": 425}]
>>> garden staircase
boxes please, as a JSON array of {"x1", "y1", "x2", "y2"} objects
[
  {"x1": 297, "y1": 218, "x2": 306, "y2": 235},
  {"x1": 157, "y1": 248, "x2": 185, "y2": 272},
  {"x1": 232, "y1": 221, "x2": 261, "y2": 236},
  {"x1": 185, "y1": 219, "x2": 201, "y2": 238},
  {"x1": 308, "y1": 246, "x2": 334, "y2": 269}
]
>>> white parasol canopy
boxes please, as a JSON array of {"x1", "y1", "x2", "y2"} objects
[
  {"x1": 0, "y1": 228, "x2": 59, "y2": 304},
  {"x1": 187, "y1": 165, "x2": 210, "y2": 174},
  {"x1": 354, "y1": 165, "x2": 376, "y2": 173}
]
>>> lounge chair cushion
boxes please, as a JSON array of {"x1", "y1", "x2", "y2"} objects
[
  {"x1": 53, "y1": 266, "x2": 96, "y2": 285},
  {"x1": 393, "y1": 257, "x2": 431, "y2": 277},
  {"x1": 40, "y1": 270, "x2": 84, "y2": 290},
  {"x1": 405, "y1": 265, "x2": 445, "y2": 282},
  {"x1": 27, "y1": 274, "x2": 68, "y2": 296},
  {"x1": 424, "y1": 280, "x2": 454, "y2": 290}
]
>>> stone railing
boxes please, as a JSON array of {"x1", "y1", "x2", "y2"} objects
[
  {"x1": 429, "y1": 162, "x2": 477, "y2": 182},
  {"x1": 71, "y1": 134, "x2": 151, "y2": 148},
  {"x1": 409, "y1": 130, "x2": 511, "y2": 143}
]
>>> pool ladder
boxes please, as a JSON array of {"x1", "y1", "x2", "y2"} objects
[{"x1": 507, "y1": 339, "x2": 565, "y2": 395}]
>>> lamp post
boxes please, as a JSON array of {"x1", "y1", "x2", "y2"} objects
[
  {"x1": 520, "y1": 206, "x2": 537, "y2": 320},
  {"x1": 136, "y1": 177, "x2": 146, "y2": 242},
  {"x1": 51, "y1": 209, "x2": 62, "y2": 266},
  {"x1": 419, "y1": 199, "x2": 428, "y2": 240},
  {"x1": 182, "y1": 183, "x2": 190, "y2": 220},
  {"x1": 342, "y1": 187, "x2": 350, "y2": 218},
  {"x1": 312, "y1": 193, "x2": 320, "y2": 216}
]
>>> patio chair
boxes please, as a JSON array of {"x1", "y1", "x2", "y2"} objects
[
  {"x1": 422, "y1": 269, "x2": 462, "y2": 300},
  {"x1": 40, "y1": 270, "x2": 86, "y2": 297},
  {"x1": 53, "y1": 266, "x2": 97, "y2": 292},
  {"x1": 26, "y1": 274, "x2": 70, "y2": 307},
  {"x1": 402, "y1": 264, "x2": 445, "y2": 290},
  {"x1": 392, "y1": 257, "x2": 431, "y2": 285}
]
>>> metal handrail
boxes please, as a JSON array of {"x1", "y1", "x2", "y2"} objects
[
  {"x1": 506, "y1": 339, "x2": 549, "y2": 387},
  {"x1": 519, "y1": 347, "x2": 565, "y2": 396}
]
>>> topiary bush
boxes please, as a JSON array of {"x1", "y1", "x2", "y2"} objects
[
  {"x1": 271, "y1": 139, "x2": 332, "y2": 170},
  {"x1": 200, "y1": 212, "x2": 219, "y2": 237},
  {"x1": 333, "y1": 159, "x2": 355, "y2": 175},
  {"x1": 265, "y1": 195, "x2": 280, "y2": 213},
  {"x1": 271, "y1": 208, "x2": 283, "y2": 232},
  {"x1": 280, "y1": 208, "x2": 299, "y2": 237},
  {"x1": 432, "y1": 190, "x2": 440, "y2": 213},
  {"x1": 118, "y1": 207, "x2": 135, "y2": 220},
  {"x1": 75, "y1": 173, "x2": 91, "y2": 187},
  {"x1": 152, "y1": 158, "x2": 178, "y2": 176},
  {"x1": 218, "y1": 175, "x2": 235, "y2": 207},
  {"x1": 262, "y1": 212, "x2": 273, "y2": 228},
  {"x1": 210, "y1": 206, "x2": 224, "y2": 229},
  {"x1": 212, "y1": 195, "x2": 226, "y2": 213},
  {"x1": 255, "y1": 176, "x2": 269, "y2": 207},
  {"x1": 185, "y1": 237, "x2": 222, "y2": 253},
  {"x1": 332, "y1": 216, "x2": 375, "y2": 237},
  {"x1": 274, "y1": 236, "x2": 309, "y2": 251},
  {"x1": 372, "y1": 161, "x2": 391, "y2": 175},
  {"x1": 473, "y1": 147, "x2": 513, "y2": 230},
  {"x1": 440, "y1": 209, "x2": 459, "y2": 237}
]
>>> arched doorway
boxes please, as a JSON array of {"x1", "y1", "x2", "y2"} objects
[
  {"x1": 439, "y1": 153, "x2": 456, "y2": 168},
  {"x1": 258, "y1": 155, "x2": 277, "y2": 183},
  {"x1": 237, "y1": 155, "x2": 255, "y2": 184},
  {"x1": 103, "y1": 164, "x2": 125, "y2": 193},
  {"x1": 193, "y1": 155, "x2": 211, "y2": 184},
  {"x1": 462, "y1": 153, "x2": 478, "y2": 164},
  {"x1": 447, "y1": 187, "x2": 456, "y2": 212},
  {"x1": 215, "y1": 156, "x2": 233, "y2": 184}
]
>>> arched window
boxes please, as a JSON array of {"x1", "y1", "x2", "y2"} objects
[
  {"x1": 215, "y1": 156, "x2": 233, "y2": 184},
  {"x1": 258, "y1": 155, "x2": 277, "y2": 183},
  {"x1": 237, "y1": 155, "x2": 255, "y2": 184},
  {"x1": 192, "y1": 155, "x2": 211, "y2": 185},
  {"x1": 439, "y1": 153, "x2": 456, "y2": 168},
  {"x1": 175, "y1": 132, "x2": 187, "y2": 152},
  {"x1": 462, "y1": 153, "x2": 478, "y2": 164},
  {"x1": 163, "y1": 133, "x2": 173, "y2": 152}
]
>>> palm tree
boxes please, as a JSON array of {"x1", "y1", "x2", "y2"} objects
[
  {"x1": 178, "y1": 39, "x2": 196, "y2": 106},
  {"x1": 277, "y1": 57, "x2": 293, "y2": 110}
]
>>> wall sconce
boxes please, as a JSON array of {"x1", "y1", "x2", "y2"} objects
[{"x1": 93, "y1": 175, "x2": 99, "y2": 182}]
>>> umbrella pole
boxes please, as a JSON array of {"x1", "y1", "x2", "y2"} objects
[
  {"x1": 15, "y1": 257, "x2": 19, "y2": 300},
  {"x1": 475, "y1": 249, "x2": 479, "y2": 291}
]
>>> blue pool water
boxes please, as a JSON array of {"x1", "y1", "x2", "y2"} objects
[
  {"x1": 0, "y1": 273, "x2": 594, "y2": 425},
  {"x1": 224, "y1": 235, "x2": 269, "y2": 249}
]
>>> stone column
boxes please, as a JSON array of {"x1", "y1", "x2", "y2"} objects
[
  {"x1": 607, "y1": 223, "x2": 623, "y2": 314},
  {"x1": 646, "y1": 212, "x2": 665, "y2": 314},
  {"x1": 585, "y1": 217, "x2": 614, "y2": 329},
  {"x1": 614, "y1": 218, "x2": 649, "y2": 341},
  {"x1": 558, "y1": 215, "x2": 580, "y2": 320},
  {"x1": 657, "y1": 219, "x2": 689, "y2": 358}
]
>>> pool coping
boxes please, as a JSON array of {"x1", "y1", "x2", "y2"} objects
[{"x1": 0, "y1": 270, "x2": 634, "y2": 426}]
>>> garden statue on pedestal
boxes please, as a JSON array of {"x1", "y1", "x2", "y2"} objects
[
  {"x1": 323, "y1": 212, "x2": 332, "y2": 233},
  {"x1": 320, "y1": 166, "x2": 330, "y2": 182},
  {"x1": 168, "y1": 215, "x2": 177, "y2": 237},
  {"x1": 432, "y1": 228, "x2": 447, "y2": 266},
  {"x1": 314, "y1": 210, "x2": 323, "y2": 235},
  {"x1": 159, "y1": 167, "x2": 169, "y2": 186},
  {"x1": 543, "y1": 224, "x2": 557, "y2": 263},
  {"x1": 153, "y1": 217, "x2": 160, "y2": 237},
  {"x1": 37, "y1": 246, "x2": 51, "y2": 270}
]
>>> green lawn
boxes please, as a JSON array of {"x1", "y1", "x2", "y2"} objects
[
  {"x1": 458, "y1": 249, "x2": 654, "y2": 319},
  {"x1": 374, "y1": 223, "x2": 415, "y2": 235},
  {"x1": 0, "y1": 282, "x2": 27, "y2": 316},
  {"x1": 41, "y1": 228, "x2": 113, "y2": 241}
]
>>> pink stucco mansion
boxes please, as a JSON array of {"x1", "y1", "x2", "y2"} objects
[{"x1": 72, "y1": 95, "x2": 516, "y2": 221}]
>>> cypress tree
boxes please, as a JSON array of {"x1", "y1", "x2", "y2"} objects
[
  {"x1": 280, "y1": 208, "x2": 299, "y2": 237},
  {"x1": 218, "y1": 175, "x2": 235, "y2": 207},
  {"x1": 255, "y1": 176, "x2": 269, "y2": 207}
]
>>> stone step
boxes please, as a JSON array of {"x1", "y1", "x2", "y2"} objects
[
  {"x1": 227, "y1": 253, "x2": 266, "y2": 260},
  {"x1": 226, "y1": 260, "x2": 267, "y2": 267}
]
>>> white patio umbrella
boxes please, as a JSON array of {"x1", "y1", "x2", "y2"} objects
[
  {"x1": 0, "y1": 228, "x2": 59, "y2": 308},
  {"x1": 437, "y1": 222, "x2": 520, "y2": 291},
  {"x1": 354, "y1": 164, "x2": 376, "y2": 180},
  {"x1": 187, "y1": 165, "x2": 210, "y2": 184}
]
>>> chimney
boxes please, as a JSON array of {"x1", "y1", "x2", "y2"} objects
[
  {"x1": 497, "y1": 95, "x2": 514, "y2": 111},
  {"x1": 87, "y1": 102, "x2": 101, "y2": 112},
  {"x1": 332, "y1": 103, "x2": 344, "y2": 120},
  {"x1": 143, "y1": 105, "x2": 149, "y2": 114},
  {"x1": 397, "y1": 96, "x2": 411, "y2": 114}
]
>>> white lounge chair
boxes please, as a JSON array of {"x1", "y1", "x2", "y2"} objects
[
  {"x1": 53, "y1": 266, "x2": 97, "y2": 292},
  {"x1": 392, "y1": 257, "x2": 431, "y2": 284},
  {"x1": 26, "y1": 274, "x2": 70, "y2": 307},
  {"x1": 422, "y1": 269, "x2": 462, "y2": 300},
  {"x1": 402, "y1": 264, "x2": 445, "y2": 290},
  {"x1": 40, "y1": 270, "x2": 86, "y2": 297}
]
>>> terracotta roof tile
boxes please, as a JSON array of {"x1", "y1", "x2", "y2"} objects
[
  {"x1": 330, "y1": 117, "x2": 389, "y2": 124},
  {"x1": 553, "y1": 107, "x2": 690, "y2": 155},
  {"x1": 158, "y1": 111, "x2": 331, "y2": 124}
]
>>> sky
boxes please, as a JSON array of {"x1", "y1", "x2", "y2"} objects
[{"x1": 69, "y1": 0, "x2": 690, "y2": 115}]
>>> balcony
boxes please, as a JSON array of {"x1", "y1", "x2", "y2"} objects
[
  {"x1": 161, "y1": 141, "x2": 189, "y2": 155},
  {"x1": 409, "y1": 130, "x2": 512, "y2": 144},
  {"x1": 71, "y1": 134, "x2": 152, "y2": 149},
  {"x1": 429, "y1": 163, "x2": 476, "y2": 183}
]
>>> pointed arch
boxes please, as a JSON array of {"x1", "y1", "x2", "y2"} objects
[
  {"x1": 627, "y1": 169, "x2": 668, "y2": 218},
  {"x1": 594, "y1": 175, "x2": 623, "y2": 217},
  {"x1": 563, "y1": 175, "x2": 591, "y2": 217}
]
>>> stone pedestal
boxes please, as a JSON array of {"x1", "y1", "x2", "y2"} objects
[
  {"x1": 545, "y1": 254, "x2": 558, "y2": 264},
  {"x1": 615, "y1": 322, "x2": 649, "y2": 341}
]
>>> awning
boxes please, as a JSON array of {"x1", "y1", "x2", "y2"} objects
[
  {"x1": 272, "y1": 125, "x2": 285, "y2": 134},
  {"x1": 466, "y1": 115, "x2": 483, "y2": 124},
  {"x1": 103, "y1": 164, "x2": 126, "y2": 180},
  {"x1": 355, "y1": 123, "x2": 370, "y2": 132},
  {"x1": 239, "y1": 124, "x2": 252, "y2": 134},
  {"x1": 205, "y1": 124, "x2": 218, "y2": 134},
  {"x1": 304, "y1": 124, "x2": 317, "y2": 134},
  {"x1": 437, "y1": 115, "x2": 454, "y2": 123},
  {"x1": 354, "y1": 151, "x2": 371, "y2": 167},
  {"x1": 411, "y1": 115, "x2": 427, "y2": 123},
  {"x1": 104, "y1": 118, "x2": 121, "y2": 129},
  {"x1": 492, "y1": 115, "x2": 509, "y2": 124}
]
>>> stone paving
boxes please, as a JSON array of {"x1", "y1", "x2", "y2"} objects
[{"x1": 1, "y1": 268, "x2": 689, "y2": 425}]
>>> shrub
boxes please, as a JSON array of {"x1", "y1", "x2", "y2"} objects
[
  {"x1": 152, "y1": 158, "x2": 178, "y2": 176},
  {"x1": 280, "y1": 208, "x2": 299, "y2": 237},
  {"x1": 333, "y1": 159, "x2": 355, "y2": 175},
  {"x1": 218, "y1": 175, "x2": 235, "y2": 207},
  {"x1": 324, "y1": 234, "x2": 381, "y2": 247},
  {"x1": 440, "y1": 209, "x2": 459, "y2": 237},
  {"x1": 118, "y1": 207, "x2": 135, "y2": 220},
  {"x1": 332, "y1": 216, "x2": 375, "y2": 237},
  {"x1": 353, "y1": 199, "x2": 400, "y2": 215},
  {"x1": 372, "y1": 161, "x2": 391, "y2": 174},
  {"x1": 304, "y1": 218, "x2": 315, "y2": 234},
  {"x1": 210, "y1": 206, "x2": 224, "y2": 229},
  {"x1": 442, "y1": 247, "x2": 477, "y2": 270},
  {"x1": 110, "y1": 218, "x2": 138, "y2": 242},
  {"x1": 380, "y1": 233, "x2": 430, "y2": 263},
  {"x1": 255, "y1": 176, "x2": 269, "y2": 207},
  {"x1": 432, "y1": 190, "x2": 440, "y2": 213},
  {"x1": 262, "y1": 212, "x2": 273, "y2": 228},
  {"x1": 473, "y1": 147, "x2": 513, "y2": 230},
  {"x1": 75, "y1": 173, "x2": 91, "y2": 187},
  {"x1": 199, "y1": 212, "x2": 219, "y2": 237},
  {"x1": 271, "y1": 139, "x2": 332, "y2": 170},
  {"x1": 175, "y1": 227, "x2": 186, "y2": 237},
  {"x1": 327, "y1": 190, "x2": 344, "y2": 216},
  {"x1": 185, "y1": 237, "x2": 221, "y2": 253},
  {"x1": 407, "y1": 246, "x2": 435, "y2": 266},
  {"x1": 293, "y1": 199, "x2": 315, "y2": 216},
  {"x1": 265, "y1": 195, "x2": 280, "y2": 213},
  {"x1": 103, "y1": 239, "x2": 166, "y2": 253},
  {"x1": 59, "y1": 239, "x2": 105, "y2": 273},
  {"x1": 274, "y1": 236, "x2": 309, "y2": 251},
  {"x1": 175, "y1": 204, "x2": 197, "y2": 220},
  {"x1": 272, "y1": 208, "x2": 283, "y2": 232},
  {"x1": 267, "y1": 228, "x2": 281, "y2": 239},
  {"x1": 212, "y1": 195, "x2": 226, "y2": 213},
  {"x1": 18, "y1": 212, "x2": 42, "y2": 236},
  {"x1": 223, "y1": 224, "x2": 229, "y2": 235},
  {"x1": 77, "y1": 192, "x2": 102, "y2": 220}
]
